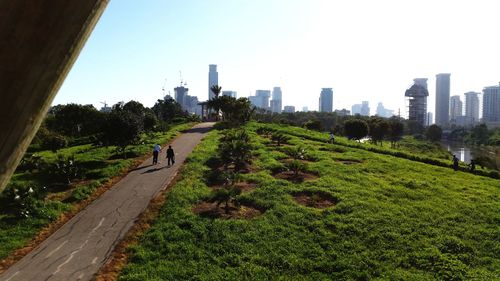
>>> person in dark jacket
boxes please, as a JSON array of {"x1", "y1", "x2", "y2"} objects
[
  {"x1": 166, "y1": 145, "x2": 175, "y2": 166},
  {"x1": 452, "y1": 155, "x2": 459, "y2": 171}
]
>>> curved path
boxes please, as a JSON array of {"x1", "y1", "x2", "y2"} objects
[{"x1": 0, "y1": 122, "x2": 214, "y2": 281}]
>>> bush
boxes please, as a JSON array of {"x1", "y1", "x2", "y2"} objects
[
  {"x1": 0, "y1": 183, "x2": 48, "y2": 218},
  {"x1": 41, "y1": 132, "x2": 68, "y2": 152}
]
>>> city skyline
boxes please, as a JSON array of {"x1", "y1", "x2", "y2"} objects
[{"x1": 53, "y1": 0, "x2": 500, "y2": 117}]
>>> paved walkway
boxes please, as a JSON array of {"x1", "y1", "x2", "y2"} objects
[{"x1": 0, "y1": 123, "x2": 214, "y2": 281}]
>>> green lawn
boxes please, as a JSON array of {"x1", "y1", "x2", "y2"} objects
[
  {"x1": 0, "y1": 123, "x2": 193, "y2": 260},
  {"x1": 120, "y1": 123, "x2": 500, "y2": 281}
]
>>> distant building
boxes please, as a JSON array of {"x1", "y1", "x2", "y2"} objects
[
  {"x1": 318, "y1": 88, "x2": 333, "y2": 112},
  {"x1": 435, "y1": 73, "x2": 451, "y2": 126},
  {"x1": 208, "y1": 64, "x2": 218, "y2": 100},
  {"x1": 351, "y1": 104, "x2": 362, "y2": 115},
  {"x1": 405, "y1": 82, "x2": 429, "y2": 127},
  {"x1": 222, "y1": 91, "x2": 237, "y2": 98},
  {"x1": 174, "y1": 85, "x2": 200, "y2": 115},
  {"x1": 360, "y1": 101, "x2": 370, "y2": 116},
  {"x1": 283, "y1": 105, "x2": 295, "y2": 113},
  {"x1": 376, "y1": 102, "x2": 394, "y2": 118},
  {"x1": 482, "y1": 83, "x2": 500, "y2": 125},
  {"x1": 270, "y1": 87, "x2": 282, "y2": 113},
  {"x1": 334, "y1": 109, "x2": 350, "y2": 116},
  {"x1": 174, "y1": 85, "x2": 188, "y2": 108},
  {"x1": 302, "y1": 106, "x2": 308, "y2": 112},
  {"x1": 449, "y1": 95, "x2": 463, "y2": 123},
  {"x1": 426, "y1": 112, "x2": 433, "y2": 126},
  {"x1": 464, "y1": 91, "x2": 480, "y2": 126},
  {"x1": 249, "y1": 90, "x2": 271, "y2": 110},
  {"x1": 413, "y1": 78, "x2": 428, "y2": 90}
]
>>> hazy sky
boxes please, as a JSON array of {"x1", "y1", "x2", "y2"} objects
[{"x1": 54, "y1": 0, "x2": 500, "y2": 117}]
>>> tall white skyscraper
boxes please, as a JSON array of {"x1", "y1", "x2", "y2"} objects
[
  {"x1": 270, "y1": 87, "x2": 282, "y2": 113},
  {"x1": 361, "y1": 101, "x2": 370, "y2": 116},
  {"x1": 449, "y1": 95, "x2": 462, "y2": 122},
  {"x1": 464, "y1": 92, "x2": 479, "y2": 126},
  {"x1": 208, "y1": 64, "x2": 218, "y2": 100},
  {"x1": 435, "y1": 73, "x2": 451, "y2": 126}
]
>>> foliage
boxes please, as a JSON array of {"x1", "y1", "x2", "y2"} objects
[
  {"x1": 286, "y1": 159, "x2": 307, "y2": 177},
  {"x1": 208, "y1": 187, "x2": 242, "y2": 214},
  {"x1": 210, "y1": 85, "x2": 222, "y2": 98},
  {"x1": 388, "y1": 118, "x2": 405, "y2": 148},
  {"x1": 218, "y1": 129, "x2": 252, "y2": 171},
  {"x1": 152, "y1": 96, "x2": 186, "y2": 122},
  {"x1": 344, "y1": 119, "x2": 368, "y2": 141},
  {"x1": 40, "y1": 154, "x2": 79, "y2": 186},
  {"x1": 465, "y1": 124, "x2": 491, "y2": 145},
  {"x1": 426, "y1": 124, "x2": 443, "y2": 142},
  {"x1": 302, "y1": 119, "x2": 322, "y2": 131},
  {"x1": 41, "y1": 132, "x2": 68, "y2": 152},
  {"x1": 271, "y1": 133, "x2": 291, "y2": 146},
  {"x1": 367, "y1": 117, "x2": 389, "y2": 145},
  {"x1": 0, "y1": 183, "x2": 48, "y2": 218},
  {"x1": 100, "y1": 109, "x2": 143, "y2": 153},
  {"x1": 47, "y1": 103, "x2": 104, "y2": 137}
]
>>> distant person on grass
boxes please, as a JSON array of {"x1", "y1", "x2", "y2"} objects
[
  {"x1": 152, "y1": 144, "x2": 161, "y2": 165},
  {"x1": 166, "y1": 145, "x2": 175, "y2": 166},
  {"x1": 452, "y1": 155, "x2": 459, "y2": 171},
  {"x1": 468, "y1": 159, "x2": 476, "y2": 172},
  {"x1": 329, "y1": 132, "x2": 335, "y2": 144}
]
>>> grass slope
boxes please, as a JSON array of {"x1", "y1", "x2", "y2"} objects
[
  {"x1": 0, "y1": 123, "x2": 193, "y2": 260},
  {"x1": 120, "y1": 124, "x2": 499, "y2": 281}
]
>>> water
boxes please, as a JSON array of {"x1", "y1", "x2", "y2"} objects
[{"x1": 442, "y1": 141, "x2": 499, "y2": 170}]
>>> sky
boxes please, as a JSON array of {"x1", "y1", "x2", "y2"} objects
[{"x1": 54, "y1": 0, "x2": 500, "y2": 118}]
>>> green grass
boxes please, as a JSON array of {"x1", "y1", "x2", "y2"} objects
[
  {"x1": 0, "y1": 123, "x2": 193, "y2": 260},
  {"x1": 120, "y1": 123, "x2": 500, "y2": 280}
]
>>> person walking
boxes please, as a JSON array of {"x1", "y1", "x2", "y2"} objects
[
  {"x1": 166, "y1": 145, "x2": 175, "y2": 166},
  {"x1": 152, "y1": 144, "x2": 161, "y2": 165},
  {"x1": 468, "y1": 159, "x2": 476, "y2": 172},
  {"x1": 329, "y1": 132, "x2": 335, "y2": 144},
  {"x1": 452, "y1": 155, "x2": 459, "y2": 171}
]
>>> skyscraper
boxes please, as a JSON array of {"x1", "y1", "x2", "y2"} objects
[
  {"x1": 482, "y1": 84, "x2": 500, "y2": 123},
  {"x1": 249, "y1": 90, "x2": 271, "y2": 110},
  {"x1": 318, "y1": 88, "x2": 333, "y2": 112},
  {"x1": 449, "y1": 95, "x2": 462, "y2": 122},
  {"x1": 405, "y1": 82, "x2": 429, "y2": 127},
  {"x1": 413, "y1": 78, "x2": 428, "y2": 90},
  {"x1": 270, "y1": 87, "x2": 282, "y2": 113},
  {"x1": 208, "y1": 64, "x2": 218, "y2": 100},
  {"x1": 283, "y1": 105, "x2": 295, "y2": 113},
  {"x1": 174, "y1": 85, "x2": 188, "y2": 109},
  {"x1": 464, "y1": 92, "x2": 480, "y2": 126},
  {"x1": 222, "y1": 91, "x2": 237, "y2": 98},
  {"x1": 360, "y1": 101, "x2": 370, "y2": 116},
  {"x1": 351, "y1": 104, "x2": 362, "y2": 115},
  {"x1": 435, "y1": 73, "x2": 451, "y2": 126}
]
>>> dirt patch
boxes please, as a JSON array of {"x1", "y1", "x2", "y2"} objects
[
  {"x1": 192, "y1": 201, "x2": 263, "y2": 219},
  {"x1": 293, "y1": 191, "x2": 337, "y2": 209},
  {"x1": 273, "y1": 170, "x2": 318, "y2": 183},
  {"x1": 211, "y1": 181, "x2": 257, "y2": 192},
  {"x1": 336, "y1": 159, "x2": 363, "y2": 165}
]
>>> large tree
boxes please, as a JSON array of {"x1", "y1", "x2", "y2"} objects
[
  {"x1": 425, "y1": 124, "x2": 443, "y2": 142},
  {"x1": 48, "y1": 104, "x2": 104, "y2": 137},
  {"x1": 152, "y1": 97, "x2": 186, "y2": 122},
  {"x1": 100, "y1": 109, "x2": 143, "y2": 154},
  {"x1": 368, "y1": 117, "x2": 389, "y2": 145},
  {"x1": 344, "y1": 119, "x2": 369, "y2": 141},
  {"x1": 388, "y1": 118, "x2": 405, "y2": 148}
]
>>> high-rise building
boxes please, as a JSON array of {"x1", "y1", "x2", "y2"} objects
[
  {"x1": 222, "y1": 91, "x2": 237, "y2": 98},
  {"x1": 405, "y1": 82, "x2": 429, "y2": 126},
  {"x1": 435, "y1": 73, "x2": 451, "y2": 126},
  {"x1": 464, "y1": 92, "x2": 480, "y2": 126},
  {"x1": 249, "y1": 90, "x2": 271, "y2": 110},
  {"x1": 482, "y1": 83, "x2": 500, "y2": 123},
  {"x1": 449, "y1": 95, "x2": 463, "y2": 122},
  {"x1": 318, "y1": 88, "x2": 333, "y2": 112},
  {"x1": 174, "y1": 85, "x2": 188, "y2": 108},
  {"x1": 208, "y1": 64, "x2": 218, "y2": 100},
  {"x1": 413, "y1": 78, "x2": 428, "y2": 90},
  {"x1": 351, "y1": 104, "x2": 362, "y2": 115},
  {"x1": 360, "y1": 101, "x2": 370, "y2": 116},
  {"x1": 376, "y1": 102, "x2": 394, "y2": 118},
  {"x1": 334, "y1": 109, "x2": 350, "y2": 116},
  {"x1": 270, "y1": 87, "x2": 282, "y2": 113},
  {"x1": 302, "y1": 106, "x2": 308, "y2": 112},
  {"x1": 283, "y1": 105, "x2": 295, "y2": 113},
  {"x1": 426, "y1": 112, "x2": 433, "y2": 126}
]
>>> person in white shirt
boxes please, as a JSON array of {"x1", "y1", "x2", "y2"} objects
[{"x1": 153, "y1": 144, "x2": 161, "y2": 165}]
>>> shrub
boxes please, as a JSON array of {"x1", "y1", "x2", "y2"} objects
[
  {"x1": 0, "y1": 183, "x2": 48, "y2": 218},
  {"x1": 41, "y1": 132, "x2": 68, "y2": 152},
  {"x1": 208, "y1": 187, "x2": 242, "y2": 214}
]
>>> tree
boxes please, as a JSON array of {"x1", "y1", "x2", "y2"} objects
[
  {"x1": 406, "y1": 120, "x2": 425, "y2": 136},
  {"x1": 100, "y1": 110, "x2": 143, "y2": 154},
  {"x1": 388, "y1": 118, "x2": 405, "y2": 148},
  {"x1": 467, "y1": 124, "x2": 490, "y2": 145},
  {"x1": 271, "y1": 133, "x2": 290, "y2": 146},
  {"x1": 152, "y1": 97, "x2": 186, "y2": 122},
  {"x1": 344, "y1": 119, "x2": 369, "y2": 141},
  {"x1": 425, "y1": 124, "x2": 443, "y2": 142},
  {"x1": 48, "y1": 104, "x2": 104, "y2": 137},
  {"x1": 368, "y1": 117, "x2": 389, "y2": 145},
  {"x1": 303, "y1": 119, "x2": 322, "y2": 131},
  {"x1": 210, "y1": 85, "x2": 222, "y2": 98},
  {"x1": 209, "y1": 85, "x2": 223, "y2": 121},
  {"x1": 208, "y1": 187, "x2": 241, "y2": 214}
]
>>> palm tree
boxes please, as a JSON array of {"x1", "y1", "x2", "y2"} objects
[{"x1": 209, "y1": 85, "x2": 222, "y2": 120}]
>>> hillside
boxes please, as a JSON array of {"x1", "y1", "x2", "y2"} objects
[{"x1": 119, "y1": 123, "x2": 500, "y2": 280}]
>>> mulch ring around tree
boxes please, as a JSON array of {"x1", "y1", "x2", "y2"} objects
[
  {"x1": 192, "y1": 201, "x2": 264, "y2": 219},
  {"x1": 273, "y1": 170, "x2": 318, "y2": 183},
  {"x1": 210, "y1": 181, "x2": 257, "y2": 192},
  {"x1": 292, "y1": 191, "x2": 338, "y2": 209}
]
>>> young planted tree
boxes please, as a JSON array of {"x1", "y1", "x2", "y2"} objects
[
  {"x1": 271, "y1": 133, "x2": 291, "y2": 146},
  {"x1": 286, "y1": 159, "x2": 307, "y2": 178},
  {"x1": 208, "y1": 187, "x2": 242, "y2": 214},
  {"x1": 210, "y1": 85, "x2": 223, "y2": 121}
]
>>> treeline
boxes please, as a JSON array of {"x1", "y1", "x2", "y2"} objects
[
  {"x1": 449, "y1": 124, "x2": 500, "y2": 146},
  {"x1": 31, "y1": 97, "x2": 196, "y2": 153},
  {"x1": 254, "y1": 112, "x2": 444, "y2": 145}
]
